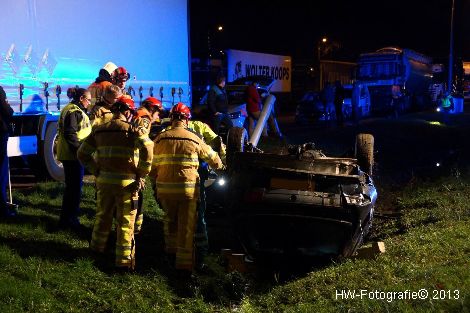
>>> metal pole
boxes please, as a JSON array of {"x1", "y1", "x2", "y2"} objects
[
  {"x1": 447, "y1": 0, "x2": 455, "y2": 94},
  {"x1": 7, "y1": 157, "x2": 12, "y2": 205},
  {"x1": 248, "y1": 94, "x2": 275, "y2": 147},
  {"x1": 318, "y1": 44, "x2": 321, "y2": 91}
]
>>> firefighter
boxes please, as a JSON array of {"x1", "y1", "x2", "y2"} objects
[
  {"x1": 150, "y1": 102, "x2": 224, "y2": 274},
  {"x1": 88, "y1": 62, "x2": 118, "y2": 106},
  {"x1": 88, "y1": 85, "x2": 122, "y2": 126},
  {"x1": 133, "y1": 96, "x2": 163, "y2": 234},
  {"x1": 78, "y1": 96, "x2": 153, "y2": 271},
  {"x1": 135, "y1": 97, "x2": 164, "y2": 134},
  {"x1": 165, "y1": 118, "x2": 226, "y2": 270},
  {"x1": 113, "y1": 66, "x2": 131, "y2": 96},
  {"x1": 57, "y1": 87, "x2": 92, "y2": 230}
]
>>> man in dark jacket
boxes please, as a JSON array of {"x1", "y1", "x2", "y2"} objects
[
  {"x1": 207, "y1": 75, "x2": 233, "y2": 134},
  {"x1": 0, "y1": 86, "x2": 16, "y2": 218}
]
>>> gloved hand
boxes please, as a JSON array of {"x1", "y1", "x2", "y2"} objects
[
  {"x1": 127, "y1": 177, "x2": 145, "y2": 193},
  {"x1": 215, "y1": 165, "x2": 227, "y2": 176},
  {"x1": 138, "y1": 177, "x2": 146, "y2": 190}
]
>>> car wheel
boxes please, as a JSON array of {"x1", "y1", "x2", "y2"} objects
[
  {"x1": 355, "y1": 133, "x2": 374, "y2": 176},
  {"x1": 42, "y1": 122, "x2": 64, "y2": 181},
  {"x1": 226, "y1": 127, "x2": 248, "y2": 169}
]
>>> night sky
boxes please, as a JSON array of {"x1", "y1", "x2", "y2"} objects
[{"x1": 190, "y1": 0, "x2": 469, "y2": 62}]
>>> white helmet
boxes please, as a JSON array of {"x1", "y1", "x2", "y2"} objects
[{"x1": 102, "y1": 62, "x2": 118, "y2": 75}]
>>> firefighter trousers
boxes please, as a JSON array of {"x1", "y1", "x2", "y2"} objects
[
  {"x1": 159, "y1": 197, "x2": 197, "y2": 271},
  {"x1": 90, "y1": 182, "x2": 138, "y2": 269}
]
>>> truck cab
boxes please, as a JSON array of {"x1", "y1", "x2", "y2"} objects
[{"x1": 357, "y1": 47, "x2": 433, "y2": 114}]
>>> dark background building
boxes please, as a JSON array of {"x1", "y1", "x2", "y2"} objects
[{"x1": 189, "y1": 0, "x2": 468, "y2": 106}]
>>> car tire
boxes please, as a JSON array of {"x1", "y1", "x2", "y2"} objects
[
  {"x1": 41, "y1": 122, "x2": 64, "y2": 181},
  {"x1": 355, "y1": 133, "x2": 374, "y2": 176},
  {"x1": 226, "y1": 127, "x2": 248, "y2": 169}
]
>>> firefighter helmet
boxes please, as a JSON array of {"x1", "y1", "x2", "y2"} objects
[
  {"x1": 103, "y1": 62, "x2": 118, "y2": 75},
  {"x1": 114, "y1": 66, "x2": 130, "y2": 82},
  {"x1": 114, "y1": 96, "x2": 136, "y2": 113},
  {"x1": 169, "y1": 102, "x2": 191, "y2": 120},
  {"x1": 142, "y1": 97, "x2": 163, "y2": 111}
]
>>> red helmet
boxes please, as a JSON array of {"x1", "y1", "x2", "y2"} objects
[
  {"x1": 169, "y1": 102, "x2": 191, "y2": 120},
  {"x1": 114, "y1": 96, "x2": 136, "y2": 112},
  {"x1": 114, "y1": 66, "x2": 130, "y2": 82},
  {"x1": 142, "y1": 97, "x2": 163, "y2": 111}
]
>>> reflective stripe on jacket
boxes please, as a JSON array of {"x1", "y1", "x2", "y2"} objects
[
  {"x1": 166, "y1": 120, "x2": 226, "y2": 162},
  {"x1": 57, "y1": 102, "x2": 91, "y2": 161},
  {"x1": 77, "y1": 116, "x2": 153, "y2": 186},
  {"x1": 151, "y1": 123, "x2": 223, "y2": 199}
]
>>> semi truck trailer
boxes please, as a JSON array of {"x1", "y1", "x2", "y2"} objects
[{"x1": 1, "y1": 0, "x2": 191, "y2": 181}]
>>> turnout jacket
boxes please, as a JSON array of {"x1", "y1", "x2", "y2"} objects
[
  {"x1": 77, "y1": 114, "x2": 154, "y2": 186},
  {"x1": 150, "y1": 122, "x2": 223, "y2": 199},
  {"x1": 88, "y1": 80, "x2": 112, "y2": 107},
  {"x1": 88, "y1": 100, "x2": 113, "y2": 126}
]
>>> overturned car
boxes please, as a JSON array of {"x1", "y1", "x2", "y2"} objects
[{"x1": 207, "y1": 126, "x2": 377, "y2": 261}]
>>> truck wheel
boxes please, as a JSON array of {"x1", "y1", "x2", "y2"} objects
[
  {"x1": 355, "y1": 133, "x2": 374, "y2": 176},
  {"x1": 42, "y1": 122, "x2": 64, "y2": 181},
  {"x1": 226, "y1": 127, "x2": 248, "y2": 168}
]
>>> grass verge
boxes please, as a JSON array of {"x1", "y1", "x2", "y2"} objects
[{"x1": 0, "y1": 176, "x2": 468, "y2": 312}]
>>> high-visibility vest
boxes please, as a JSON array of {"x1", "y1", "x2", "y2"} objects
[
  {"x1": 188, "y1": 121, "x2": 226, "y2": 162},
  {"x1": 57, "y1": 103, "x2": 91, "y2": 161},
  {"x1": 441, "y1": 96, "x2": 452, "y2": 108}
]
